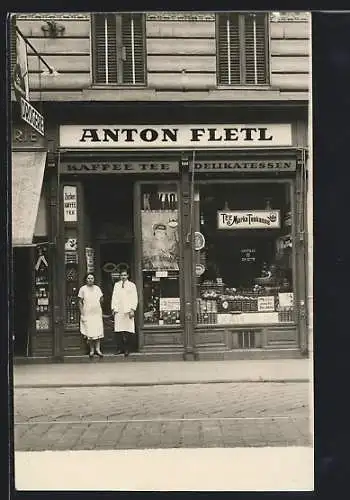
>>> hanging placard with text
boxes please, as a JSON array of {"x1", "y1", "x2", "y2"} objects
[
  {"x1": 218, "y1": 210, "x2": 281, "y2": 230},
  {"x1": 63, "y1": 186, "x2": 77, "y2": 222}
]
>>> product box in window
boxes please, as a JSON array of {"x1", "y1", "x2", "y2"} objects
[
  {"x1": 218, "y1": 296, "x2": 243, "y2": 313},
  {"x1": 159, "y1": 310, "x2": 180, "y2": 325},
  {"x1": 198, "y1": 312, "x2": 217, "y2": 324}
]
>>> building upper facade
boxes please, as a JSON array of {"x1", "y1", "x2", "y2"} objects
[{"x1": 10, "y1": 11, "x2": 310, "y2": 103}]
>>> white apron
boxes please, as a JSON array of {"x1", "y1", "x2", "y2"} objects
[
  {"x1": 111, "y1": 280, "x2": 138, "y2": 333},
  {"x1": 78, "y1": 285, "x2": 104, "y2": 340}
]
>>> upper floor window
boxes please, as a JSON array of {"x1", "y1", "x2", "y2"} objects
[
  {"x1": 92, "y1": 13, "x2": 146, "y2": 85},
  {"x1": 217, "y1": 12, "x2": 269, "y2": 85}
]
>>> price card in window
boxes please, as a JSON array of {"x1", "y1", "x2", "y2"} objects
[
  {"x1": 278, "y1": 292, "x2": 294, "y2": 308},
  {"x1": 159, "y1": 297, "x2": 180, "y2": 311},
  {"x1": 156, "y1": 271, "x2": 168, "y2": 278},
  {"x1": 257, "y1": 296, "x2": 275, "y2": 312}
]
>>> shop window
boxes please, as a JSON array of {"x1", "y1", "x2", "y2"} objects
[
  {"x1": 195, "y1": 183, "x2": 294, "y2": 327},
  {"x1": 92, "y1": 13, "x2": 146, "y2": 85},
  {"x1": 140, "y1": 184, "x2": 181, "y2": 327},
  {"x1": 34, "y1": 244, "x2": 51, "y2": 331},
  {"x1": 64, "y1": 228, "x2": 80, "y2": 329},
  {"x1": 217, "y1": 12, "x2": 269, "y2": 85}
]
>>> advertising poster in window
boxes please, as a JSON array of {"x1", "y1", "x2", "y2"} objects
[{"x1": 141, "y1": 211, "x2": 179, "y2": 270}]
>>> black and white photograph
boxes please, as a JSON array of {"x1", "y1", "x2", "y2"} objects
[{"x1": 9, "y1": 10, "x2": 313, "y2": 491}]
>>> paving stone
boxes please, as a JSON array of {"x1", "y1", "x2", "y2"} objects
[{"x1": 14, "y1": 382, "x2": 311, "y2": 451}]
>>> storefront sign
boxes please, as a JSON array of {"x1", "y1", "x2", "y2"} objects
[
  {"x1": 218, "y1": 210, "x2": 281, "y2": 229},
  {"x1": 59, "y1": 124, "x2": 292, "y2": 149},
  {"x1": 195, "y1": 264, "x2": 206, "y2": 276},
  {"x1": 141, "y1": 211, "x2": 180, "y2": 271},
  {"x1": 192, "y1": 159, "x2": 297, "y2": 171},
  {"x1": 60, "y1": 161, "x2": 179, "y2": 173},
  {"x1": 241, "y1": 248, "x2": 256, "y2": 263},
  {"x1": 194, "y1": 232, "x2": 206, "y2": 250},
  {"x1": 12, "y1": 124, "x2": 45, "y2": 147},
  {"x1": 85, "y1": 248, "x2": 95, "y2": 274},
  {"x1": 257, "y1": 296, "x2": 275, "y2": 312},
  {"x1": 20, "y1": 97, "x2": 45, "y2": 137},
  {"x1": 63, "y1": 186, "x2": 77, "y2": 222}
]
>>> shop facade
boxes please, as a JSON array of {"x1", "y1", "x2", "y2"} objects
[{"x1": 20, "y1": 103, "x2": 308, "y2": 361}]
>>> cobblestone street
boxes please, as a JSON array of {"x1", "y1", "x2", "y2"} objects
[{"x1": 14, "y1": 382, "x2": 312, "y2": 451}]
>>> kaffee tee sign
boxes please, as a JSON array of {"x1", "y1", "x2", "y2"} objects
[{"x1": 59, "y1": 124, "x2": 292, "y2": 149}]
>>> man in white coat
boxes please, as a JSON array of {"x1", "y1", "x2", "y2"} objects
[{"x1": 111, "y1": 268, "x2": 138, "y2": 357}]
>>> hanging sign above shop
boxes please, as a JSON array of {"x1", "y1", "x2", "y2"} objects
[
  {"x1": 59, "y1": 124, "x2": 292, "y2": 149},
  {"x1": 63, "y1": 186, "x2": 77, "y2": 222},
  {"x1": 59, "y1": 161, "x2": 179, "y2": 174},
  {"x1": 20, "y1": 97, "x2": 45, "y2": 137},
  {"x1": 218, "y1": 210, "x2": 281, "y2": 230}
]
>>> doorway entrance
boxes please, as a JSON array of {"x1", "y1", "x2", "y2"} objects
[{"x1": 98, "y1": 241, "x2": 136, "y2": 353}]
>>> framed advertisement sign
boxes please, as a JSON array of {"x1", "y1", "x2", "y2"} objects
[
  {"x1": 218, "y1": 210, "x2": 280, "y2": 230},
  {"x1": 63, "y1": 186, "x2": 77, "y2": 222}
]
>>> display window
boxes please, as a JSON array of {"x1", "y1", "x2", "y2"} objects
[
  {"x1": 140, "y1": 183, "x2": 182, "y2": 327},
  {"x1": 194, "y1": 182, "x2": 294, "y2": 326}
]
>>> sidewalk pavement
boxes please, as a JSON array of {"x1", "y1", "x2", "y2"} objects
[{"x1": 13, "y1": 358, "x2": 312, "y2": 388}]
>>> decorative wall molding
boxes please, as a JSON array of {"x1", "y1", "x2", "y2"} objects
[
  {"x1": 16, "y1": 13, "x2": 90, "y2": 20},
  {"x1": 270, "y1": 11, "x2": 310, "y2": 22},
  {"x1": 16, "y1": 11, "x2": 309, "y2": 22},
  {"x1": 146, "y1": 12, "x2": 215, "y2": 21}
]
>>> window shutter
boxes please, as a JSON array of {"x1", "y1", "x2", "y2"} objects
[
  {"x1": 244, "y1": 13, "x2": 268, "y2": 84},
  {"x1": 93, "y1": 14, "x2": 118, "y2": 84},
  {"x1": 217, "y1": 13, "x2": 240, "y2": 85},
  {"x1": 121, "y1": 13, "x2": 145, "y2": 85},
  {"x1": 93, "y1": 13, "x2": 145, "y2": 85},
  {"x1": 217, "y1": 12, "x2": 268, "y2": 85}
]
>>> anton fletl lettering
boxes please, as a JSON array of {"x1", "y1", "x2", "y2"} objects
[{"x1": 78, "y1": 127, "x2": 273, "y2": 144}]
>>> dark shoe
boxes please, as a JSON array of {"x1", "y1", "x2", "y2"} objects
[
  {"x1": 124, "y1": 351, "x2": 129, "y2": 358},
  {"x1": 115, "y1": 349, "x2": 124, "y2": 355},
  {"x1": 89, "y1": 352, "x2": 94, "y2": 359}
]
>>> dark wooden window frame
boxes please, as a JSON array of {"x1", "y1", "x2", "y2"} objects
[
  {"x1": 91, "y1": 12, "x2": 147, "y2": 86},
  {"x1": 216, "y1": 12, "x2": 270, "y2": 87}
]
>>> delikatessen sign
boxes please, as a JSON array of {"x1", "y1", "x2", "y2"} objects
[
  {"x1": 59, "y1": 124, "x2": 292, "y2": 149},
  {"x1": 218, "y1": 210, "x2": 281, "y2": 229}
]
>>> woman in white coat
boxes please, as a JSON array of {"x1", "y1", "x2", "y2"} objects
[
  {"x1": 111, "y1": 268, "x2": 138, "y2": 357},
  {"x1": 78, "y1": 273, "x2": 104, "y2": 359}
]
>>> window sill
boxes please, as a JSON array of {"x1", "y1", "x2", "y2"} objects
[
  {"x1": 195, "y1": 322, "x2": 296, "y2": 328},
  {"x1": 216, "y1": 84, "x2": 273, "y2": 91},
  {"x1": 89, "y1": 84, "x2": 148, "y2": 90},
  {"x1": 143, "y1": 324, "x2": 182, "y2": 329}
]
